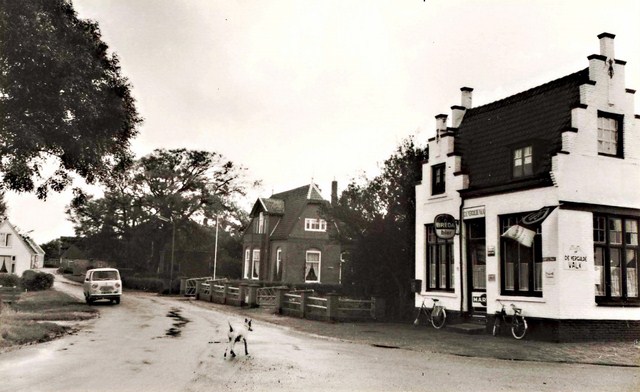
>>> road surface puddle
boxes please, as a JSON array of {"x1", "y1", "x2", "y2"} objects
[{"x1": 166, "y1": 308, "x2": 190, "y2": 337}]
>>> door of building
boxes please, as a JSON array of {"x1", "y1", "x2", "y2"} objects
[{"x1": 466, "y1": 219, "x2": 487, "y2": 314}]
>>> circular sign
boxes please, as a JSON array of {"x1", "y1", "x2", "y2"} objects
[{"x1": 434, "y1": 214, "x2": 456, "y2": 239}]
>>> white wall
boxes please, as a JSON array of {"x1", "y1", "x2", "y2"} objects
[{"x1": 0, "y1": 220, "x2": 36, "y2": 276}]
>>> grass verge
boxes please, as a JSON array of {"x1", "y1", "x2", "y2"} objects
[{"x1": 0, "y1": 290, "x2": 98, "y2": 349}]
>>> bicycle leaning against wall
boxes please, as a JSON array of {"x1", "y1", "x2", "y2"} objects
[
  {"x1": 413, "y1": 298, "x2": 447, "y2": 329},
  {"x1": 492, "y1": 299, "x2": 528, "y2": 339}
]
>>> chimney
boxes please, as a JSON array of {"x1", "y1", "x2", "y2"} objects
[
  {"x1": 461, "y1": 87, "x2": 473, "y2": 109},
  {"x1": 331, "y1": 180, "x2": 338, "y2": 206},
  {"x1": 435, "y1": 114, "x2": 448, "y2": 131},
  {"x1": 598, "y1": 32, "x2": 615, "y2": 59}
]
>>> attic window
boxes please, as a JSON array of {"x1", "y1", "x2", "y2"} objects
[
  {"x1": 0, "y1": 233, "x2": 11, "y2": 247},
  {"x1": 513, "y1": 146, "x2": 533, "y2": 178},
  {"x1": 598, "y1": 112, "x2": 623, "y2": 157},
  {"x1": 305, "y1": 218, "x2": 327, "y2": 232}
]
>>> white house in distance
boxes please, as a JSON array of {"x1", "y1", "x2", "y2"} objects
[
  {"x1": 415, "y1": 33, "x2": 639, "y2": 341},
  {"x1": 0, "y1": 219, "x2": 45, "y2": 276}
]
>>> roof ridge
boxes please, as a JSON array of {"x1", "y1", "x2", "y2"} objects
[{"x1": 468, "y1": 68, "x2": 589, "y2": 114}]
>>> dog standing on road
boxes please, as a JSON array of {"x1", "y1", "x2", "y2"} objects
[{"x1": 224, "y1": 318, "x2": 253, "y2": 358}]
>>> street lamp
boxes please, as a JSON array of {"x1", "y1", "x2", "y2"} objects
[{"x1": 158, "y1": 215, "x2": 175, "y2": 294}]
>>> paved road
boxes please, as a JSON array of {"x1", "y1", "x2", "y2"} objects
[{"x1": 0, "y1": 276, "x2": 638, "y2": 392}]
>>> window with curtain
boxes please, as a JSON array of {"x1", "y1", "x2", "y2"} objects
[
  {"x1": 305, "y1": 250, "x2": 321, "y2": 283},
  {"x1": 425, "y1": 225, "x2": 454, "y2": 291},
  {"x1": 500, "y1": 213, "x2": 542, "y2": 297},
  {"x1": 251, "y1": 249, "x2": 260, "y2": 280},
  {"x1": 243, "y1": 249, "x2": 250, "y2": 279},
  {"x1": 594, "y1": 214, "x2": 638, "y2": 303}
]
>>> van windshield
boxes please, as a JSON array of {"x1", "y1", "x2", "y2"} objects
[{"x1": 92, "y1": 271, "x2": 119, "y2": 280}]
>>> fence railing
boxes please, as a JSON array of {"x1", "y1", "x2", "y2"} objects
[{"x1": 191, "y1": 281, "x2": 384, "y2": 322}]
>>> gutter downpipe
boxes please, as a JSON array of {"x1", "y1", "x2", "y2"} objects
[{"x1": 459, "y1": 194, "x2": 465, "y2": 315}]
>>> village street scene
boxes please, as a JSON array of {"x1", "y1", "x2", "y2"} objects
[{"x1": 1, "y1": 1, "x2": 640, "y2": 391}]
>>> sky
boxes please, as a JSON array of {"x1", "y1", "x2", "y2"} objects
[{"x1": 6, "y1": 0, "x2": 640, "y2": 244}]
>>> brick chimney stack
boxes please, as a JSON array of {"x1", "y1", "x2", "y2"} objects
[
  {"x1": 461, "y1": 86, "x2": 473, "y2": 109},
  {"x1": 451, "y1": 87, "x2": 473, "y2": 128},
  {"x1": 598, "y1": 32, "x2": 615, "y2": 59}
]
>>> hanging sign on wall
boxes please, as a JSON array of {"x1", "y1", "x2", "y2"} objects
[{"x1": 434, "y1": 214, "x2": 457, "y2": 239}]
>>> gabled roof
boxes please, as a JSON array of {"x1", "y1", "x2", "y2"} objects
[
  {"x1": 457, "y1": 68, "x2": 589, "y2": 196},
  {"x1": 247, "y1": 184, "x2": 329, "y2": 240},
  {"x1": 0, "y1": 219, "x2": 45, "y2": 256},
  {"x1": 23, "y1": 236, "x2": 45, "y2": 256}
]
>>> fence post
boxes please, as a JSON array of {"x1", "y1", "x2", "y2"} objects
[
  {"x1": 326, "y1": 293, "x2": 340, "y2": 321},
  {"x1": 223, "y1": 283, "x2": 230, "y2": 305},
  {"x1": 274, "y1": 287, "x2": 288, "y2": 314},
  {"x1": 247, "y1": 284, "x2": 259, "y2": 308},
  {"x1": 209, "y1": 280, "x2": 215, "y2": 302},
  {"x1": 239, "y1": 283, "x2": 248, "y2": 307},
  {"x1": 372, "y1": 296, "x2": 386, "y2": 320},
  {"x1": 179, "y1": 278, "x2": 187, "y2": 296},
  {"x1": 299, "y1": 290, "x2": 308, "y2": 318},
  {"x1": 195, "y1": 280, "x2": 202, "y2": 300}
]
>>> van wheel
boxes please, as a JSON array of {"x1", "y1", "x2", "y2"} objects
[
  {"x1": 86, "y1": 297, "x2": 93, "y2": 305},
  {"x1": 114, "y1": 297, "x2": 120, "y2": 305}
]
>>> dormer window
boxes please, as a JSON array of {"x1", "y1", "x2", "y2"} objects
[
  {"x1": 0, "y1": 233, "x2": 11, "y2": 247},
  {"x1": 598, "y1": 112, "x2": 623, "y2": 157},
  {"x1": 305, "y1": 218, "x2": 327, "y2": 232},
  {"x1": 431, "y1": 164, "x2": 446, "y2": 195},
  {"x1": 513, "y1": 146, "x2": 533, "y2": 178},
  {"x1": 255, "y1": 212, "x2": 265, "y2": 234}
]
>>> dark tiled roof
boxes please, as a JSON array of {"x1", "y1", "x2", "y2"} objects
[
  {"x1": 248, "y1": 184, "x2": 328, "y2": 240},
  {"x1": 270, "y1": 184, "x2": 327, "y2": 239},
  {"x1": 259, "y1": 198, "x2": 285, "y2": 215},
  {"x1": 457, "y1": 68, "x2": 589, "y2": 196}
]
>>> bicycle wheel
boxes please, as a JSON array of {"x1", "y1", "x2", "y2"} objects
[
  {"x1": 492, "y1": 316, "x2": 501, "y2": 337},
  {"x1": 511, "y1": 316, "x2": 528, "y2": 339},
  {"x1": 430, "y1": 307, "x2": 446, "y2": 329}
]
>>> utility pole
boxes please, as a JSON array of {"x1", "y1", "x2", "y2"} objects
[{"x1": 213, "y1": 215, "x2": 219, "y2": 280}]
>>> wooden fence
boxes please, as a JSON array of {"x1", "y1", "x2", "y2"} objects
[{"x1": 189, "y1": 280, "x2": 384, "y2": 322}]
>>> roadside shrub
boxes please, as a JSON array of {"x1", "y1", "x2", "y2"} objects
[
  {"x1": 122, "y1": 276, "x2": 164, "y2": 293},
  {"x1": 21, "y1": 270, "x2": 54, "y2": 291},
  {"x1": 0, "y1": 273, "x2": 21, "y2": 288}
]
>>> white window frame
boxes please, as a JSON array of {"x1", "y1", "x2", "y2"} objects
[
  {"x1": 0, "y1": 233, "x2": 11, "y2": 247},
  {"x1": 304, "y1": 218, "x2": 327, "y2": 232},
  {"x1": 243, "y1": 249, "x2": 251, "y2": 279},
  {"x1": 251, "y1": 249, "x2": 260, "y2": 280},
  {"x1": 276, "y1": 248, "x2": 282, "y2": 279},
  {"x1": 597, "y1": 116, "x2": 619, "y2": 156},
  {"x1": 255, "y1": 212, "x2": 265, "y2": 234},
  {"x1": 305, "y1": 250, "x2": 321, "y2": 283},
  {"x1": 513, "y1": 145, "x2": 533, "y2": 178}
]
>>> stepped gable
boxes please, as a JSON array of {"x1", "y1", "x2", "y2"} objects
[{"x1": 456, "y1": 68, "x2": 589, "y2": 194}]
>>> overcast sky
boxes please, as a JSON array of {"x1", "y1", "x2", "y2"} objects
[{"x1": 7, "y1": 0, "x2": 640, "y2": 244}]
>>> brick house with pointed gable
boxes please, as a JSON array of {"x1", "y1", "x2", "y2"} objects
[
  {"x1": 415, "y1": 33, "x2": 640, "y2": 341},
  {"x1": 242, "y1": 182, "x2": 343, "y2": 285}
]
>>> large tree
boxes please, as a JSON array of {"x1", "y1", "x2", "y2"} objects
[
  {"x1": 0, "y1": 0, "x2": 141, "y2": 198},
  {"x1": 67, "y1": 148, "x2": 255, "y2": 274},
  {"x1": 328, "y1": 137, "x2": 428, "y2": 320}
]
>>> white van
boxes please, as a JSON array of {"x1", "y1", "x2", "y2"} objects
[{"x1": 83, "y1": 268, "x2": 122, "y2": 305}]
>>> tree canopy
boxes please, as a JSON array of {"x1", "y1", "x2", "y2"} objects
[
  {"x1": 0, "y1": 0, "x2": 141, "y2": 198},
  {"x1": 327, "y1": 137, "x2": 428, "y2": 319},
  {"x1": 66, "y1": 148, "x2": 256, "y2": 275}
]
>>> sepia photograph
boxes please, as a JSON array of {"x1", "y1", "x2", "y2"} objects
[{"x1": 0, "y1": 1, "x2": 639, "y2": 391}]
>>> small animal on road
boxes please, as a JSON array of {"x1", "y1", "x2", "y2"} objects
[{"x1": 224, "y1": 318, "x2": 253, "y2": 358}]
